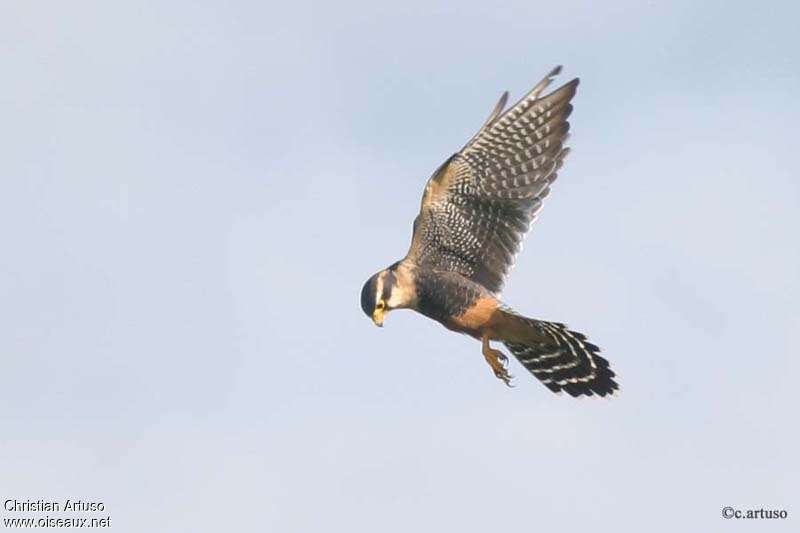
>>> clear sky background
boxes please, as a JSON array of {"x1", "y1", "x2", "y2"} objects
[{"x1": 1, "y1": 1, "x2": 798, "y2": 531}]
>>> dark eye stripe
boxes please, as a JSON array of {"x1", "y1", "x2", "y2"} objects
[{"x1": 382, "y1": 271, "x2": 396, "y2": 301}]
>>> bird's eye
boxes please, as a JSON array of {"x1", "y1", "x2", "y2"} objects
[{"x1": 376, "y1": 300, "x2": 385, "y2": 310}]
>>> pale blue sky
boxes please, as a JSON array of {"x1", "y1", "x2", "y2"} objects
[{"x1": 1, "y1": 1, "x2": 798, "y2": 531}]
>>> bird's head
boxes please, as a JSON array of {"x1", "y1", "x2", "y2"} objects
[{"x1": 360, "y1": 263, "x2": 415, "y2": 327}]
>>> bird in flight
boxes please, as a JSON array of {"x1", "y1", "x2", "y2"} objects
[{"x1": 360, "y1": 66, "x2": 618, "y2": 397}]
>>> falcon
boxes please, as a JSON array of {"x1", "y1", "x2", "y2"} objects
[{"x1": 360, "y1": 66, "x2": 618, "y2": 396}]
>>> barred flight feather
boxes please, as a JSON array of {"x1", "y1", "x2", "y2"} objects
[
  {"x1": 405, "y1": 67, "x2": 579, "y2": 295},
  {"x1": 503, "y1": 318, "x2": 619, "y2": 397}
]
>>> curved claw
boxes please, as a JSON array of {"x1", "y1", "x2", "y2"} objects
[
  {"x1": 494, "y1": 367, "x2": 515, "y2": 387},
  {"x1": 482, "y1": 334, "x2": 514, "y2": 387}
]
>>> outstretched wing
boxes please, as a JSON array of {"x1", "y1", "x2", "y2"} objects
[{"x1": 405, "y1": 66, "x2": 578, "y2": 294}]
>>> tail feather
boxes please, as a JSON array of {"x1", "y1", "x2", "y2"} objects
[{"x1": 501, "y1": 315, "x2": 618, "y2": 397}]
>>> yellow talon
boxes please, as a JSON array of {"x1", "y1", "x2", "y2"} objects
[{"x1": 482, "y1": 334, "x2": 513, "y2": 386}]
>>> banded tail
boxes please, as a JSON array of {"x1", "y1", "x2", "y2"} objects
[{"x1": 500, "y1": 311, "x2": 618, "y2": 397}]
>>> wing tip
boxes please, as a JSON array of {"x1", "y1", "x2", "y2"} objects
[
  {"x1": 549, "y1": 64, "x2": 580, "y2": 92},
  {"x1": 547, "y1": 65, "x2": 579, "y2": 86},
  {"x1": 495, "y1": 90, "x2": 509, "y2": 117}
]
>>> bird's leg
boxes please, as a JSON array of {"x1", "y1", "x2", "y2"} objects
[{"x1": 481, "y1": 333, "x2": 513, "y2": 387}]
